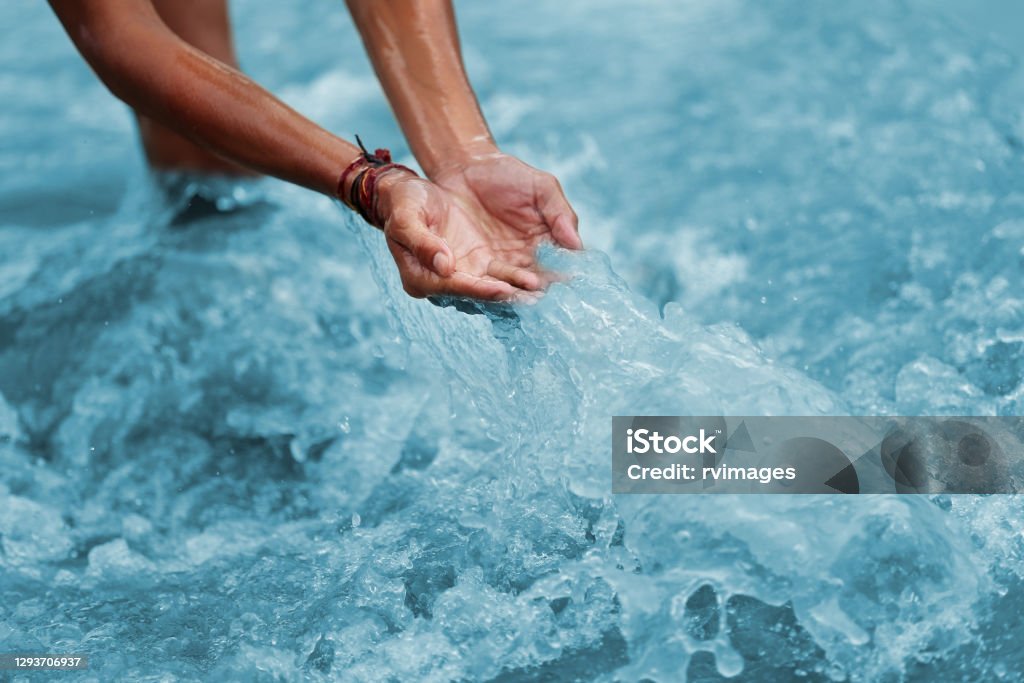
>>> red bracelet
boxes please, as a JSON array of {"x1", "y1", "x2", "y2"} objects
[{"x1": 336, "y1": 136, "x2": 418, "y2": 228}]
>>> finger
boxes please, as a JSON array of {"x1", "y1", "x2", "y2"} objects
[
  {"x1": 486, "y1": 260, "x2": 545, "y2": 291},
  {"x1": 389, "y1": 239, "x2": 527, "y2": 302},
  {"x1": 500, "y1": 252, "x2": 535, "y2": 268},
  {"x1": 541, "y1": 267, "x2": 570, "y2": 284},
  {"x1": 431, "y1": 271, "x2": 527, "y2": 301},
  {"x1": 387, "y1": 238, "x2": 429, "y2": 297},
  {"x1": 552, "y1": 214, "x2": 583, "y2": 250},
  {"x1": 537, "y1": 176, "x2": 582, "y2": 250},
  {"x1": 442, "y1": 272, "x2": 526, "y2": 301},
  {"x1": 386, "y1": 210, "x2": 455, "y2": 276}
]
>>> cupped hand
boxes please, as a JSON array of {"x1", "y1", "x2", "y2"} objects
[
  {"x1": 376, "y1": 158, "x2": 580, "y2": 301},
  {"x1": 432, "y1": 152, "x2": 582, "y2": 253}
]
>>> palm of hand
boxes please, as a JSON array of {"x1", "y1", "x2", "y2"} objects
[
  {"x1": 441, "y1": 169, "x2": 554, "y2": 279},
  {"x1": 382, "y1": 156, "x2": 579, "y2": 300}
]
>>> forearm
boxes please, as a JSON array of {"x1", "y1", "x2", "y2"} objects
[
  {"x1": 50, "y1": 0, "x2": 357, "y2": 196},
  {"x1": 346, "y1": 0, "x2": 497, "y2": 179}
]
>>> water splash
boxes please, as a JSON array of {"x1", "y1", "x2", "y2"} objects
[{"x1": 3, "y1": 0, "x2": 1024, "y2": 680}]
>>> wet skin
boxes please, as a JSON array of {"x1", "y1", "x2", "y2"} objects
[{"x1": 48, "y1": 0, "x2": 581, "y2": 301}]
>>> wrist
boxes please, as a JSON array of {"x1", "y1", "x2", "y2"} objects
[
  {"x1": 335, "y1": 140, "x2": 419, "y2": 229},
  {"x1": 372, "y1": 166, "x2": 420, "y2": 226},
  {"x1": 420, "y1": 136, "x2": 501, "y2": 181}
]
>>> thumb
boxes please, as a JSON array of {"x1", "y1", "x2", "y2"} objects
[
  {"x1": 537, "y1": 176, "x2": 582, "y2": 250},
  {"x1": 385, "y1": 210, "x2": 455, "y2": 277}
]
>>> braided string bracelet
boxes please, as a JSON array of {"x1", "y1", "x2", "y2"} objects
[{"x1": 336, "y1": 135, "x2": 418, "y2": 228}]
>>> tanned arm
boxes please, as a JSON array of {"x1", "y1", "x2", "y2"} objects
[{"x1": 50, "y1": 0, "x2": 358, "y2": 195}]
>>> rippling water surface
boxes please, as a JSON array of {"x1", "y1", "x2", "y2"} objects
[{"x1": 1, "y1": 1, "x2": 1023, "y2": 680}]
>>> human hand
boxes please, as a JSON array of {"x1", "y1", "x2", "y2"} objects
[
  {"x1": 375, "y1": 169, "x2": 568, "y2": 301},
  {"x1": 432, "y1": 151, "x2": 582, "y2": 253}
]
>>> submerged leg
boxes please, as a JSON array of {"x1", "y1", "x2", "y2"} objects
[{"x1": 137, "y1": 0, "x2": 255, "y2": 175}]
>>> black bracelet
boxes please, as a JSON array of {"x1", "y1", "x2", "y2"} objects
[{"x1": 348, "y1": 167, "x2": 372, "y2": 223}]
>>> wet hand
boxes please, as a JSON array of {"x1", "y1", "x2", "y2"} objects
[
  {"x1": 433, "y1": 152, "x2": 582, "y2": 252},
  {"x1": 376, "y1": 163, "x2": 579, "y2": 301},
  {"x1": 375, "y1": 171, "x2": 539, "y2": 300}
]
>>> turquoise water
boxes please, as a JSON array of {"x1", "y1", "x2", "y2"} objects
[{"x1": 1, "y1": 0, "x2": 1023, "y2": 680}]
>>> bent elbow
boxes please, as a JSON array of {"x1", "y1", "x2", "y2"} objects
[{"x1": 68, "y1": 16, "x2": 175, "y2": 112}]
